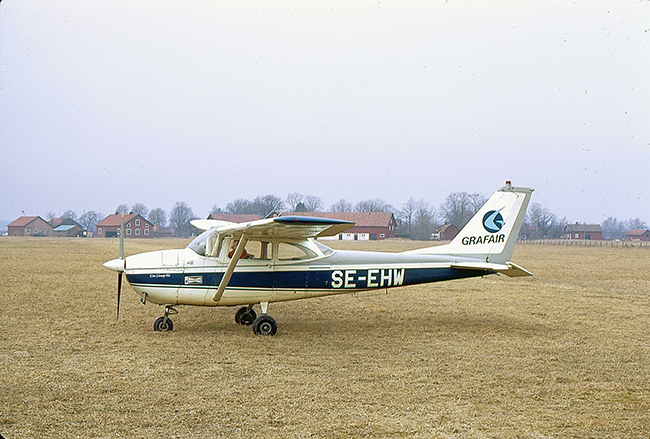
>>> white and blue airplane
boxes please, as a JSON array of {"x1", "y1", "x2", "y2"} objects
[{"x1": 104, "y1": 182, "x2": 533, "y2": 335}]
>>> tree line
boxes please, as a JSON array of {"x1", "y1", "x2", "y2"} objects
[{"x1": 49, "y1": 192, "x2": 646, "y2": 240}]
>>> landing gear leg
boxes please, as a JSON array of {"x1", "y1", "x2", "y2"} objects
[
  {"x1": 154, "y1": 306, "x2": 177, "y2": 332},
  {"x1": 252, "y1": 302, "x2": 277, "y2": 336}
]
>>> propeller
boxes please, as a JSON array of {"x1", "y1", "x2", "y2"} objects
[
  {"x1": 103, "y1": 213, "x2": 126, "y2": 320},
  {"x1": 116, "y1": 212, "x2": 125, "y2": 320}
]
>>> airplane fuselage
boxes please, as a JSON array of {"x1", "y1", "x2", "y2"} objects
[{"x1": 123, "y1": 243, "x2": 490, "y2": 308}]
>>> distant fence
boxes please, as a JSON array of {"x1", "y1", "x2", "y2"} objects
[{"x1": 519, "y1": 239, "x2": 650, "y2": 248}]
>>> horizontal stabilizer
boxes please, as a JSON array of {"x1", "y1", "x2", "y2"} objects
[{"x1": 452, "y1": 261, "x2": 532, "y2": 277}]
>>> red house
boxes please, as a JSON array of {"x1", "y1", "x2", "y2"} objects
[
  {"x1": 434, "y1": 223, "x2": 459, "y2": 241},
  {"x1": 96, "y1": 214, "x2": 153, "y2": 238},
  {"x1": 8, "y1": 216, "x2": 53, "y2": 237},
  {"x1": 562, "y1": 224, "x2": 603, "y2": 240},
  {"x1": 626, "y1": 230, "x2": 650, "y2": 241}
]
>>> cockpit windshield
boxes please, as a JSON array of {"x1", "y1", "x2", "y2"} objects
[
  {"x1": 187, "y1": 229, "x2": 212, "y2": 256},
  {"x1": 314, "y1": 241, "x2": 334, "y2": 256}
]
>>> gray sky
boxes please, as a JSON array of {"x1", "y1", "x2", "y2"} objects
[{"x1": 1, "y1": 1, "x2": 649, "y2": 224}]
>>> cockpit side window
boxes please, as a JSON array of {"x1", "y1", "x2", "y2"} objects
[
  {"x1": 224, "y1": 238, "x2": 272, "y2": 262},
  {"x1": 276, "y1": 242, "x2": 316, "y2": 261}
]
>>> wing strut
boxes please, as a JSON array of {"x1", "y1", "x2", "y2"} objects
[{"x1": 212, "y1": 236, "x2": 249, "y2": 302}]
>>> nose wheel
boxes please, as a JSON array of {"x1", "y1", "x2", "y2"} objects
[{"x1": 153, "y1": 306, "x2": 177, "y2": 332}]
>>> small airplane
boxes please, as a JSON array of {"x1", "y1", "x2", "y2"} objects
[{"x1": 104, "y1": 182, "x2": 533, "y2": 335}]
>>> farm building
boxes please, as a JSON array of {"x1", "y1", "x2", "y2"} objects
[
  {"x1": 50, "y1": 218, "x2": 85, "y2": 237},
  {"x1": 432, "y1": 223, "x2": 459, "y2": 241},
  {"x1": 153, "y1": 225, "x2": 173, "y2": 238},
  {"x1": 7, "y1": 216, "x2": 53, "y2": 237},
  {"x1": 280, "y1": 212, "x2": 398, "y2": 240},
  {"x1": 625, "y1": 229, "x2": 650, "y2": 241},
  {"x1": 96, "y1": 214, "x2": 153, "y2": 238},
  {"x1": 562, "y1": 223, "x2": 603, "y2": 240}
]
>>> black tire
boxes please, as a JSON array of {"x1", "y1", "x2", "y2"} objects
[
  {"x1": 154, "y1": 316, "x2": 173, "y2": 332},
  {"x1": 235, "y1": 307, "x2": 256, "y2": 326},
  {"x1": 252, "y1": 315, "x2": 277, "y2": 336}
]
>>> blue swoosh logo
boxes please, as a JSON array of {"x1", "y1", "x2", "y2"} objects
[{"x1": 483, "y1": 208, "x2": 504, "y2": 233}]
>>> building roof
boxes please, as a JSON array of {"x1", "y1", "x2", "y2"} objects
[
  {"x1": 437, "y1": 223, "x2": 458, "y2": 233},
  {"x1": 50, "y1": 218, "x2": 82, "y2": 228},
  {"x1": 53, "y1": 224, "x2": 79, "y2": 232},
  {"x1": 8, "y1": 216, "x2": 40, "y2": 227},
  {"x1": 97, "y1": 213, "x2": 150, "y2": 227},
  {"x1": 50, "y1": 218, "x2": 64, "y2": 227},
  {"x1": 281, "y1": 212, "x2": 395, "y2": 228},
  {"x1": 563, "y1": 224, "x2": 603, "y2": 233},
  {"x1": 626, "y1": 229, "x2": 650, "y2": 237},
  {"x1": 208, "y1": 213, "x2": 261, "y2": 223}
]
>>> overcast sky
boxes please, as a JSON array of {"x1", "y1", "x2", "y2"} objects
[{"x1": 1, "y1": 1, "x2": 649, "y2": 225}]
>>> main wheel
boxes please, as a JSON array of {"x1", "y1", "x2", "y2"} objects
[
  {"x1": 235, "y1": 307, "x2": 256, "y2": 326},
  {"x1": 252, "y1": 315, "x2": 277, "y2": 336},
  {"x1": 154, "y1": 316, "x2": 174, "y2": 332}
]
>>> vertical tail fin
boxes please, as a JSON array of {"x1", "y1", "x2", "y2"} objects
[{"x1": 407, "y1": 182, "x2": 533, "y2": 264}]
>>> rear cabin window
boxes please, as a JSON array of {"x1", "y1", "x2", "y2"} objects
[{"x1": 276, "y1": 242, "x2": 315, "y2": 261}]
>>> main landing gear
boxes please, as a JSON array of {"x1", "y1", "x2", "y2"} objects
[
  {"x1": 235, "y1": 302, "x2": 277, "y2": 336},
  {"x1": 152, "y1": 303, "x2": 277, "y2": 336}
]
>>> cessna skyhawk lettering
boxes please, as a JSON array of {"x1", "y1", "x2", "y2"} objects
[{"x1": 104, "y1": 182, "x2": 533, "y2": 336}]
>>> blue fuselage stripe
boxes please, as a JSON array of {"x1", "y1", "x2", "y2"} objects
[{"x1": 126, "y1": 267, "x2": 487, "y2": 291}]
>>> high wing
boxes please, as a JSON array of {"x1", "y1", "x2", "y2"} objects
[
  {"x1": 191, "y1": 216, "x2": 354, "y2": 239},
  {"x1": 189, "y1": 216, "x2": 355, "y2": 303}
]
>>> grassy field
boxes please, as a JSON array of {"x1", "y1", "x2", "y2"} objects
[{"x1": 1, "y1": 237, "x2": 649, "y2": 438}]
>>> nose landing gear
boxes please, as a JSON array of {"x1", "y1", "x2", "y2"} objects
[{"x1": 153, "y1": 306, "x2": 177, "y2": 332}]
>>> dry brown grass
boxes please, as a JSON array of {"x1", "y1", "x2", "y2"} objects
[{"x1": 1, "y1": 237, "x2": 649, "y2": 438}]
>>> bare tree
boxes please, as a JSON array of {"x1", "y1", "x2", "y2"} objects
[
  {"x1": 469, "y1": 193, "x2": 487, "y2": 214},
  {"x1": 210, "y1": 205, "x2": 223, "y2": 214},
  {"x1": 412, "y1": 200, "x2": 437, "y2": 241},
  {"x1": 527, "y1": 203, "x2": 563, "y2": 239},
  {"x1": 303, "y1": 195, "x2": 323, "y2": 212},
  {"x1": 62, "y1": 210, "x2": 77, "y2": 221},
  {"x1": 439, "y1": 192, "x2": 476, "y2": 230},
  {"x1": 169, "y1": 202, "x2": 196, "y2": 238},
  {"x1": 286, "y1": 193, "x2": 304, "y2": 211},
  {"x1": 148, "y1": 208, "x2": 167, "y2": 228},
  {"x1": 253, "y1": 195, "x2": 285, "y2": 218},
  {"x1": 330, "y1": 199, "x2": 353, "y2": 212},
  {"x1": 115, "y1": 204, "x2": 129, "y2": 215},
  {"x1": 226, "y1": 199, "x2": 256, "y2": 214},
  {"x1": 601, "y1": 216, "x2": 624, "y2": 240},
  {"x1": 399, "y1": 197, "x2": 418, "y2": 239},
  {"x1": 399, "y1": 198, "x2": 437, "y2": 240},
  {"x1": 131, "y1": 203, "x2": 148, "y2": 217},
  {"x1": 46, "y1": 212, "x2": 56, "y2": 221},
  {"x1": 354, "y1": 198, "x2": 394, "y2": 213},
  {"x1": 624, "y1": 218, "x2": 647, "y2": 231},
  {"x1": 79, "y1": 211, "x2": 101, "y2": 236},
  {"x1": 401, "y1": 198, "x2": 436, "y2": 240}
]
